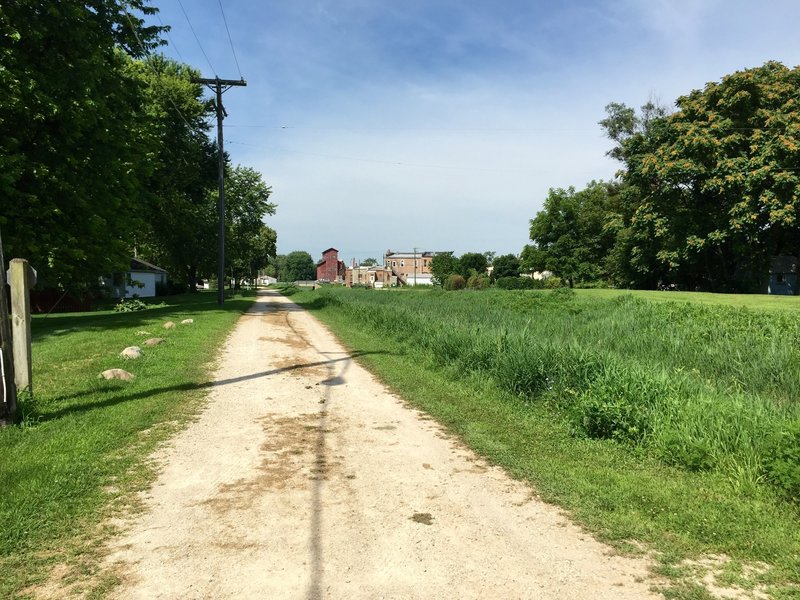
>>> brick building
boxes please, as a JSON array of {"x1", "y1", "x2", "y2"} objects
[
  {"x1": 383, "y1": 250, "x2": 443, "y2": 285},
  {"x1": 346, "y1": 262, "x2": 395, "y2": 288},
  {"x1": 316, "y1": 247, "x2": 346, "y2": 282}
]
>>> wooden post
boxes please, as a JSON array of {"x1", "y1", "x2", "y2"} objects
[
  {"x1": 10, "y1": 259, "x2": 33, "y2": 395},
  {"x1": 0, "y1": 227, "x2": 17, "y2": 423}
]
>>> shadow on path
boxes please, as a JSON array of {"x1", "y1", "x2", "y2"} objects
[{"x1": 40, "y1": 350, "x2": 388, "y2": 423}]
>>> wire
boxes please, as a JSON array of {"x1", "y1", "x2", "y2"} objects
[
  {"x1": 156, "y1": 12, "x2": 185, "y2": 64},
  {"x1": 121, "y1": 7, "x2": 194, "y2": 130},
  {"x1": 217, "y1": 0, "x2": 243, "y2": 79},
  {"x1": 226, "y1": 139, "x2": 537, "y2": 174},
  {"x1": 177, "y1": 0, "x2": 217, "y2": 77}
]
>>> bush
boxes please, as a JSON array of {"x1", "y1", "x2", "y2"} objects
[
  {"x1": 572, "y1": 366, "x2": 671, "y2": 445},
  {"x1": 155, "y1": 280, "x2": 167, "y2": 296},
  {"x1": 550, "y1": 286, "x2": 576, "y2": 300},
  {"x1": 113, "y1": 298, "x2": 148, "y2": 312},
  {"x1": 544, "y1": 275, "x2": 564, "y2": 288},
  {"x1": 763, "y1": 421, "x2": 800, "y2": 502},
  {"x1": 444, "y1": 274, "x2": 466, "y2": 291},
  {"x1": 495, "y1": 276, "x2": 536, "y2": 290},
  {"x1": 466, "y1": 273, "x2": 489, "y2": 290}
]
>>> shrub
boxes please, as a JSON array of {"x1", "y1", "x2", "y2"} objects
[
  {"x1": 572, "y1": 366, "x2": 670, "y2": 445},
  {"x1": 550, "y1": 286, "x2": 576, "y2": 300},
  {"x1": 763, "y1": 421, "x2": 800, "y2": 502},
  {"x1": 444, "y1": 274, "x2": 466, "y2": 291},
  {"x1": 495, "y1": 276, "x2": 536, "y2": 290},
  {"x1": 466, "y1": 273, "x2": 489, "y2": 290},
  {"x1": 113, "y1": 298, "x2": 148, "y2": 312},
  {"x1": 155, "y1": 280, "x2": 168, "y2": 296},
  {"x1": 544, "y1": 275, "x2": 564, "y2": 288}
]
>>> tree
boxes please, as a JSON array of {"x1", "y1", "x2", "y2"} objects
[
  {"x1": 491, "y1": 254, "x2": 520, "y2": 280},
  {"x1": 281, "y1": 251, "x2": 316, "y2": 282},
  {"x1": 225, "y1": 166, "x2": 277, "y2": 288},
  {"x1": 605, "y1": 62, "x2": 800, "y2": 291},
  {"x1": 361, "y1": 257, "x2": 378, "y2": 266},
  {"x1": 429, "y1": 252, "x2": 459, "y2": 286},
  {"x1": 458, "y1": 252, "x2": 488, "y2": 278},
  {"x1": 525, "y1": 182, "x2": 618, "y2": 287},
  {"x1": 131, "y1": 55, "x2": 218, "y2": 292},
  {"x1": 0, "y1": 1, "x2": 165, "y2": 289}
]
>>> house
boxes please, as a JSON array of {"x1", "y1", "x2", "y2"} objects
[
  {"x1": 346, "y1": 261, "x2": 394, "y2": 288},
  {"x1": 316, "y1": 248, "x2": 346, "y2": 283},
  {"x1": 102, "y1": 257, "x2": 168, "y2": 298},
  {"x1": 768, "y1": 256, "x2": 798, "y2": 295},
  {"x1": 383, "y1": 250, "x2": 442, "y2": 286}
]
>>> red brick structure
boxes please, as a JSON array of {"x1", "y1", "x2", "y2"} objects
[{"x1": 316, "y1": 247, "x2": 346, "y2": 282}]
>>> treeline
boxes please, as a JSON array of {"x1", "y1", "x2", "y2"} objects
[
  {"x1": 524, "y1": 62, "x2": 800, "y2": 292},
  {"x1": 0, "y1": 1, "x2": 276, "y2": 293}
]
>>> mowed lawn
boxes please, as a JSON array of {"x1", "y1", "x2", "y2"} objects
[
  {"x1": 286, "y1": 285, "x2": 800, "y2": 600},
  {"x1": 0, "y1": 291, "x2": 255, "y2": 598}
]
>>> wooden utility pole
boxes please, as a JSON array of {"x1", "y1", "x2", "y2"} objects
[
  {"x1": 192, "y1": 76, "x2": 247, "y2": 306},
  {"x1": 10, "y1": 259, "x2": 34, "y2": 395},
  {"x1": 0, "y1": 227, "x2": 17, "y2": 424}
]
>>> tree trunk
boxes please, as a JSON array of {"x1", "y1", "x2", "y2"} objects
[{"x1": 187, "y1": 265, "x2": 198, "y2": 293}]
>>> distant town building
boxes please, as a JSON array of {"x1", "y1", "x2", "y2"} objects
[
  {"x1": 383, "y1": 249, "x2": 443, "y2": 286},
  {"x1": 346, "y1": 261, "x2": 394, "y2": 288},
  {"x1": 316, "y1": 248, "x2": 346, "y2": 283}
]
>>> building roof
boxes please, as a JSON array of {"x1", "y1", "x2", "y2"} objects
[
  {"x1": 321, "y1": 247, "x2": 339, "y2": 255},
  {"x1": 130, "y1": 257, "x2": 167, "y2": 273},
  {"x1": 384, "y1": 250, "x2": 445, "y2": 259}
]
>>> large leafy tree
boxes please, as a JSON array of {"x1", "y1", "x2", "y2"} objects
[
  {"x1": 457, "y1": 252, "x2": 489, "y2": 278},
  {"x1": 0, "y1": 1, "x2": 164, "y2": 289},
  {"x1": 224, "y1": 165, "x2": 277, "y2": 288},
  {"x1": 524, "y1": 182, "x2": 618, "y2": 287},
  {"x1": 281, "y1": 251, "x2": 315, "y2": 282},
  {"x1": 604, "y1": 62, "x2": 800, "y2": 291},
  {"x1": 130, "y1": 55, "x2": 219, "y2": 291},
  {"x1": 429, "y1": 252, "x2": 459, "y2": 286},
  {"x1": 491, "y1": 254, "x2": 520, "y2": 280}
]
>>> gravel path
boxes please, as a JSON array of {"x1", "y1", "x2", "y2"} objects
[{"x1": 104, "y1": 291, "x2": 660, "y2": 599}]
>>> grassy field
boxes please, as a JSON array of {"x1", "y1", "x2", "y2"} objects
[
  {"x1": 286, "y1": 285, "x2": 800, "y2": 599},
  {"x1": 0, "y1": 291, "x2": 255, "y2": 598}
]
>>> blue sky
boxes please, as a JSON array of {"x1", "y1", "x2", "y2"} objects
[{"x1": 147, "y1": 0, "x2": 800, "y2": 264}]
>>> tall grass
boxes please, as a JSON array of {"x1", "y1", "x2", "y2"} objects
[{"x1": 299, "y1": 287, "x2": 800, "y2": 500}]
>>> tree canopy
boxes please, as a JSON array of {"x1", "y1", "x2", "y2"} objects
[
  {"x1": 526, "y1": 62, "x2": 800, "y2": 292},
  {"x1": 0, "y1": 1, "x2": 279, "y2": 294}
]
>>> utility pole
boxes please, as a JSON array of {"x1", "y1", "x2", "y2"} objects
[
  {"x1": 413, "y1": 247, "x2": 417, "y2": 287},
  {"x1": 0, "y1": 226, "x2": 17, "y2": 424},
  {"x1": 192, "y1": 77, "x2": 247, "y2": 305}
]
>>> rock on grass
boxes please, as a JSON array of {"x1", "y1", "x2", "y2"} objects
[
  {"x1": 100, "y1": 369, "x2": 135, "y2": 381},
  {"x1": 120, "y1": 346, "x2": 142, "y2": 359}
]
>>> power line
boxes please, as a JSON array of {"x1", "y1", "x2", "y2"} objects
[
  {"x1": 121, "y1": 7, "x2": 193, "y2": 130},
  {"x1": 217, "y1": 0, "x2": 243, "y2": 80},
  {"x1": 226, "y1": 139, "x2": 537, "y2": 173},
  {"x1": 177, "y1": 0, "x2": 217, "y2": 77},
  {"x1": 156, "y1": 12, "x2": 185, "y2": 64}
]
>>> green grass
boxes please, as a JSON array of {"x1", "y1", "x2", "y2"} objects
[
  {"x1": 286, "y1": 285, "x2": 800, "y2": 599},
  {"x1": 0, "y1": 291, "x2": 255, "y2": 598},
  {"x1": 579, "y1": 287, "x2": 800, "y2": 312}
]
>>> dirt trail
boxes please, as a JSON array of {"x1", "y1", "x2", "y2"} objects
[{"x1": 104, "y1": 291, "x2": 661, "y2": 599}]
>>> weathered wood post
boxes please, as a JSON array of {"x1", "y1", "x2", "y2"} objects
[
  {"x1": 10, "y1": 259, "x2": 34, "y2": 395},
  {"x1": 0, "y1": 227, "x2": 17, "y2": 424}
]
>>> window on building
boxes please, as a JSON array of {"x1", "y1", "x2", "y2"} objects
[
  {"x1": 400, "y1": 260, "x2": 405, "y2": 268},
  {"x1": 392, "y1": 261, "x2": 397, "y2": 267}
]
